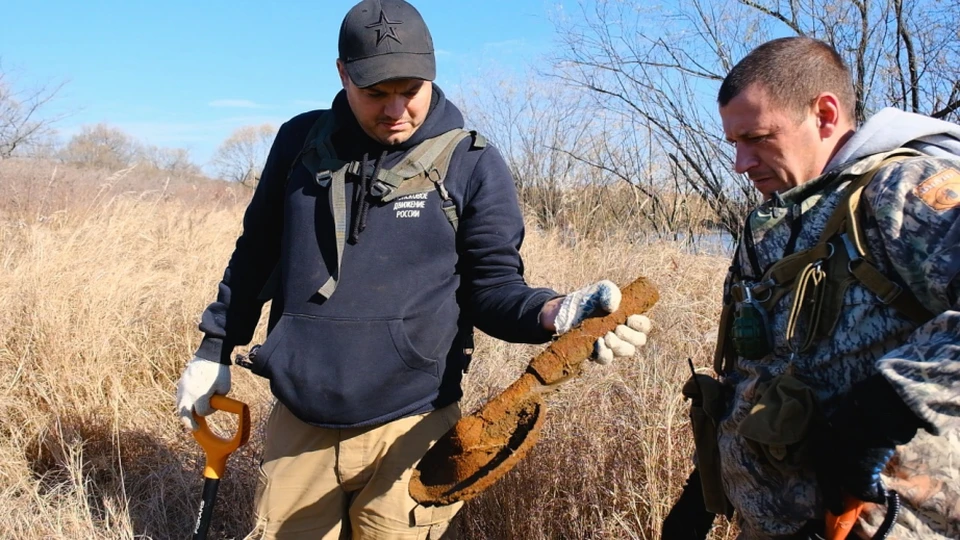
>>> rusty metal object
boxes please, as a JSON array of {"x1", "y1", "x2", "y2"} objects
[{"x1": 409, "y1": 277, "x2": 659, "y2": 505}]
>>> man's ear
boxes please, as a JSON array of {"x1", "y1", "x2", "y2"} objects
[
  {"x1": 335, "y1": 59, "x2": 350, "y2": 89},
  {"x1": 813, "y1": 92, "x2": 842, "y2": 138}
]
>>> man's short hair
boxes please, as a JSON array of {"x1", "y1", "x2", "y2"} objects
[{"x1": 718, "y1": 37, "x2": 856, "y2": 121}]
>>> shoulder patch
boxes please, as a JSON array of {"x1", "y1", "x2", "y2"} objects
[{"x1": 914, "y1": 168, "x2": 960, "y2": 212}]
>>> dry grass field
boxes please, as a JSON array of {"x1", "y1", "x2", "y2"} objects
[{"x1": 0, "y1": 159, "x2": 737, "y2": 539}]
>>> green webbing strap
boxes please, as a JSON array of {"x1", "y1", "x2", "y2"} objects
[
  {"x1": 470, "y1": 130, "x2": 487, "y2": 149},
  {"x1": 316, "y1": 158, "x2": 349, "y2": 175},
  {"x1": 815, "y1": 166, "x2": 883, "y2": 245},
  {"x1": 762, "y1": 243, "x2": 832, "y2": 290},
  {"x1": 416, "y1": 130, "x2": 468, "y2": 176},
  {"x1": 364, "y1": 130, "x2": 467, "y2": 198},
  {"x1": 839, "y1": 154, "x2": 935, "y2": 324},
  {"x1": 780, "y1": 153, "x2": 909, "y2": 350},
  {"x1": 315, "y1": 129, "x2": 473, "y2": 295},
  {"x1": 317, "y1": 167, "x2": 348, "y2": 299},
  {"x1": 713, "y1": 297, "x2": 735, "y2": 375},
  {"x1": 431, "y1": 131, "x2": 473, "y2": 180},
  {"x1": 261, "y1": 115, "x2": 484, "y2": 300},
  {"x1": 388, "y1": 129, "x2": 466, "y2": 179},
  {"x1": 848, "y1": 261, "x2": 933, "y2": 323},
  {"x1": 375, "y1": 129, "x2": 475, "y2": 232},
  {"x1": 257, "y1": 113, "x2": 338, "y2": 302},
  {"x1": 309, "y1": 137, "x2": 350, "y2": 298},
  {"x1": 768, "y1": 169, "x2": 876, "y2": 349},
  {"x1": 296, "y1": 112, "x2": 337, "y2": 174},
  {"x1": 425, "y1": 130, "x2": 472, "y2": 233},
  {"x1": 299, "y1": 111, "x2": 350, "y2": 299},
  {"x1": 369, "y1": 168, "x2": 406, "y2": 197}
]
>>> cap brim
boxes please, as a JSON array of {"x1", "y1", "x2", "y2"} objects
[{"x1": 344, "y1": 52, "x2": 436, "y2": 88}]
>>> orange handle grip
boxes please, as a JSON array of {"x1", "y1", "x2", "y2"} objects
[
  {"x1": 192, "y1": 395, "x2": 251, "y2": 480},
  {"x1": 825, "y1": 495, "x2": 863, "y2": 540}
]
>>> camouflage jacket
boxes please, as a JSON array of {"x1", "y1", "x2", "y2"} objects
[{"x1": 717, "y1": 150, "x2": 960, "y2": 539}]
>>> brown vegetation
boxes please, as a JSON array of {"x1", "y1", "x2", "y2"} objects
[{"x1": 0, "y1": 160, "x2": 735, "y2": 539}]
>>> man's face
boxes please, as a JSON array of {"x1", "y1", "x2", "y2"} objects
[
  {"x1": 338, "y1": 61, "x2": 432, "y2": 146},
  {"x1": 720, "y1": 83, "x2": 827, "y2": 200}
]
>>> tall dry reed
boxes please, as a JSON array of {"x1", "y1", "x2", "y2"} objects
[{"x1": 0, "y1": 160, "x2": 735, "y2": 539}]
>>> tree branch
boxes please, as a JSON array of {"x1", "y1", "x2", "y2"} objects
[{"x1": 738, "y1": 0, "x2": 803, "y2": 35}]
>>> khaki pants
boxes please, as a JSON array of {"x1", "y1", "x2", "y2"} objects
[{"x1": 253, "y1": 402, "x2": 463, "y2": 540}]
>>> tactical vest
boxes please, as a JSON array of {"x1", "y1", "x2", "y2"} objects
[
  {"x1": 258, "y1": 110, "x2": 486, "y2": 302},
  {"x1": 715, "y1": 150, "x2": 936, "y2": 374},
  {"x1": 688, "y1": 150, "x2": 938, "y2": 516}
]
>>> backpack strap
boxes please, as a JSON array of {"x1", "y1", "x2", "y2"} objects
[
  {"x1": 377, "y1": 129, "x2": 484, "y2": 232},
  {"x1": 425, "y1": 129, "x2": 479, "y2": 232},
  {"x1": 834, "y1": 155, "x2": 934, "y2": 325},
  {"x1": 258, "y1": 111, "x2": 343, "y2": 301},
  {"x1": 258, "y1": 119, "x2": 484, "y2": 301},
  {"x1": 301, "y1": 113, "x2": 349, "y2": 299},
  {"x1": 782, "y1": 151, "x2": 933, "y2": 352},
  {"x1": 714, "y1": 287, "x2": 737, "y2": 375}
]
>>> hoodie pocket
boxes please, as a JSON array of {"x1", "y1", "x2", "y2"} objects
[
  {"x1": 253, "y1": 313, "x2": 449, "y2": 426},
  {"x1": 388, "y1": 318, "x2": 441, "y2": 375},
  {"x1": 248, "y1": 318, "x2": 292, "y2": 378}
]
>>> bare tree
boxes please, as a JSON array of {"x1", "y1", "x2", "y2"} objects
[
  {"x1": 460, "y1": 69, "x2": 716, "y2": 241},
  {"x1": 211, "y1": 124, "x2": 276, "y2": 187},
  {"x1": 459, "y1": 73, "x2": 597, "y2": 231},
  {"x1": 59, "y1": 123, "x2": 202, "y2": 176},
  {"x1": 60, "y1": 123, "x2": 143, "y2": 170},
  {"x1": 550, "y1": 0, "x2": 960, "y2": 238},
  {"x1": 143, "y1": 145, "x2": 202, "y2": 176},
  {"x1": 0, "y1": 64, "x2": 66, "y2": 159}
]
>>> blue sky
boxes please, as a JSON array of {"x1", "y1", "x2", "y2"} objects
[{"x1": 1, "y1": 1, "x2": 562, "y2": 171}]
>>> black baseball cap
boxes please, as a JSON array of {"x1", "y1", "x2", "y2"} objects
[{"x1": 338, "y1": 0, "x2": 436, "y2": 88}]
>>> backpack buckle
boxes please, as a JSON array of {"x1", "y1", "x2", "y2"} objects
[
  {"x1": 315, "y1": 170, "x2": 333, "y2": 187},
  {"x1": 370, "y1": 181, "x2": 393, "y2": 199}
]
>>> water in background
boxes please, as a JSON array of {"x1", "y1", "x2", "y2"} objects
[{"x1": 683, "y1": 231, "x2": 736, "y2": 256}]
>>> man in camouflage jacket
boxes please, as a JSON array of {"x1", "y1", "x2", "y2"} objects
[{"x1": 663, "y1": 37, "x2": 960, "y2": 539}]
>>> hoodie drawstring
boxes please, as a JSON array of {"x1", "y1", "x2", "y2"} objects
[{"x1": 349, "y1": 150, "x2": 387, "y2": 244}]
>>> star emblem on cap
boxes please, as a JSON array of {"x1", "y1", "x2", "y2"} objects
[{"x1": 365, "y1": 10, "x2": 402, "y2": 47}]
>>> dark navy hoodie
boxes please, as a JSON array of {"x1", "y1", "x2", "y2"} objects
[{"x1": 195, "y1": 85, "x2": 557, "y2": 428}]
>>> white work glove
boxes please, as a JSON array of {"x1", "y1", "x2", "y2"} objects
[
  {"x1": 554, "y1": 280, "x2": 652, "y2": 365},
  {"x1": 593, "y1": 314, "x2": 651, "y2": 365},
  {"x1": 175, "y1": 357, "x2": 231, "y2": 431}
]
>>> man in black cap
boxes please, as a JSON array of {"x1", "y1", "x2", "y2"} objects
[{"x1": 175, "y1": 0, "x2": 652, "y2": 538}]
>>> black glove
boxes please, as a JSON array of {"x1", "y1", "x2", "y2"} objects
[
  {"x1": 816, "y1": 374, "x2": 927, "y2": 515},
  {"x1": 662, "y1": 468, "x2": 716, "y2": 540}
]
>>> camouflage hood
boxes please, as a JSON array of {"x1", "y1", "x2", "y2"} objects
[{"x1": 827, "y1": 107, "x2": 960, "y2": 171}]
